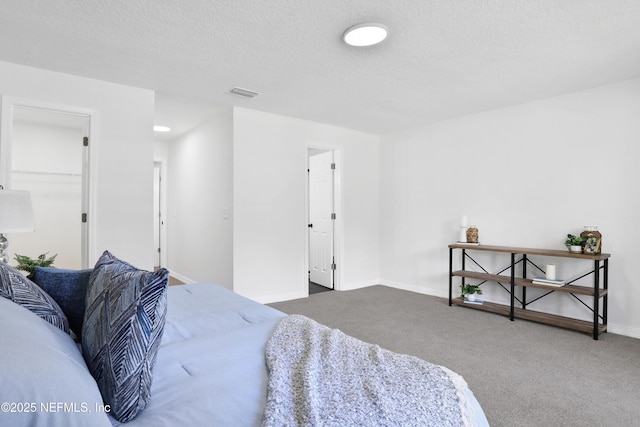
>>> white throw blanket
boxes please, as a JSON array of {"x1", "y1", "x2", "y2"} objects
[{"x1": 263, "y1": 315, "x2": 475, "y2": 427}]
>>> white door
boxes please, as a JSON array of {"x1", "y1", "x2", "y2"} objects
[
  {"x1": 308, "y1": 151, "x2": 334, "y2": 288},
  {"x1": 7, "y1": 107, "x2": 89, "y2": 269}
]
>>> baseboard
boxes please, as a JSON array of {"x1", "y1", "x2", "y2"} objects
[
  {"x1": 167, "y1": 270, "x2": 196, "y2": 285},
  {"x1": 258, "y1": 279, "x2": 381, "y2": 302},
  {"x1": 251, "y1": 290, "x2": 307, "y2": 305},
  {"x1": 338, "y1": 279, "x2": 380, "y2": 291},
  {"x1": 607, "y1": 323, "x2": 640, "y2": 339},
  {"x1": 338, "y1": 279, "x2": 449, "y2": 299},
  {"x1": 380, "y1": 280, "x2": 449, "y2": 299}
]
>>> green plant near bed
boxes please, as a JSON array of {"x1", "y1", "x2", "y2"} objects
[{"x1": 14, "y1": 252, "x2": 57, "y2": 278}]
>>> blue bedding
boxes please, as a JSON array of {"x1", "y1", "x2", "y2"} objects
[
  {"x1": 114, "y1": 283, "x2": 488, "y2": 426},
  {"x1": 109, "y1": 283, "x2": 286, "y2": 427},
  {"x1": 1, "y1": 282, "x2": 488, "y2": 426}
]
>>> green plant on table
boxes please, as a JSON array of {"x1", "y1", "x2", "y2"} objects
[
  {"x1": 13, "y1": 252, "x2": 57, "y2": 278},
  {"x1": 564, "y1": 234, "x2": 584, "y2": 246}
]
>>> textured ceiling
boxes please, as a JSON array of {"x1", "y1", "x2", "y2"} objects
[{"x1": 1, "y1": 1, "x2": 640, "y2": 140}]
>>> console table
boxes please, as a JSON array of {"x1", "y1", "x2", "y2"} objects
[{"x1": 448, "y1": 244, "x2": 609, "y2": 340}]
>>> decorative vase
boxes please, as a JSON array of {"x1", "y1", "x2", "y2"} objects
[
  {"x1": 466, "y1": 294, "x2": 476, "y2": 302},
  {"x1": 466, "y1": 226, "x2": 479, "y2": 244},
  {"x1": 568, "y1": 245, "x2": 582, "y2": 253}
]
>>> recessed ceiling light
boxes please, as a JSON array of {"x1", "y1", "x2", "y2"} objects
[
  {"x1": 153, "y1": 125, "x2": 171, "y2": 132},
  {"x1": 343, "y1": 23, "x2": 388, "y2": 47}
]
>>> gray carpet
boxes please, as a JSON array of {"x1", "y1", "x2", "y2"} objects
[{"x1": 269, "y1": 285, "x2": 640, "y2": 427}]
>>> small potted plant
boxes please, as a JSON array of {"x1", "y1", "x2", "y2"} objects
[
  {"x1": 564, "y1": 234, "x2": 584, "y2": 253},
  {"x1": 13, "y1": 252, "x2": 57, "y2": 280},
  {"x1": 460, "y1": 283, "x2": 483, "y2": 302}
]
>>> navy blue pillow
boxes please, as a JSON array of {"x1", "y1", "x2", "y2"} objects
[
  {"x1": 82, "y1": 251, "x2": 169, "y2": 422},
  {"x1": 0, "y1": 262, "x2": 69, "y2": 334},
  {"x1": 33, "y1": 267, "x2": 92, "y2": 336}
]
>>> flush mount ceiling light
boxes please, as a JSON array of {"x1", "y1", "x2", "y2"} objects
[
  {"x1": 153, "y1": 125, "x2": 171, "y2": 132},
  {"x1": 342, "y1": 23, "x2": 388, "y2": 47}
]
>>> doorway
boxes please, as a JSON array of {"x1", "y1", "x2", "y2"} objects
[
  {"x1": 153, "y1": 161, "x2": 167, "y2": 269},
  {"x1": 2, "y1": 105, "x2": 90, "y2": 269},
  {"x1": 308, "y1": 149, "x2": 336, "y2": 293}
]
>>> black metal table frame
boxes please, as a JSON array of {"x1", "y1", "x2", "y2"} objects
[{"x1": 448, "y1": 247, "x2": 609, "y2": 340}]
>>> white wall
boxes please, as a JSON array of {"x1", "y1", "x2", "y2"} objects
[
  {"x1": 380, "y1": 77, "x2": 640, "y2": 338},
  {"x1": 0, "y1": 61, "x2": 156, "y2": 269},
  {"x1": 233, "y1": 108, "x2": 380, "y2": 303},
  {"x1": 166, "y1": 108, "x2": 234, "y2": 287}
]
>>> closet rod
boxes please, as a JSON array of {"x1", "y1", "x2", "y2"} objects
[{"x1": 12, "y1": 169, "x2": 82, "y2": 177}]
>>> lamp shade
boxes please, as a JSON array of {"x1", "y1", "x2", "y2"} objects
[{"x1": 0, "y1": 190, "x2": 35, "y2": 233}]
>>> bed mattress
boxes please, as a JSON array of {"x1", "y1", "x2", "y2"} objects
[
  {"x1": 109, "y1": 283, "x2": 286, "y2": 426},
  {"x1": 110, "y1": 283, "x2": 488, "y2": 426}
]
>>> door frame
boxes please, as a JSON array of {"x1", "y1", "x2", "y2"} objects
[
  {"x1": 305, "y1": 144, "x2": 343, "y2": 292},
  {"x1": 0, "y1": 96, "x2": 97, "y2": 268},
  {"x1": 153, "y1": 159, "x2": 168, "y2": 269},
  {"x1": 308, "y1": 150, "x2": 334, "y2": 289}
]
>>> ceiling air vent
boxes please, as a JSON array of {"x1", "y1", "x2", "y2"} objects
[{"x1": 230, "y1": 87, "x2": 261, "y2": 98}]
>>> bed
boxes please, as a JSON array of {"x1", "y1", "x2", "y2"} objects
[{"x1": 0, "y1": 253, "x2": 489, "y2": 427}]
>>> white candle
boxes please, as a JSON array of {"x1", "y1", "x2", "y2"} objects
[{"x1": 546, "y1": 264, "x2": 556, "y2": 281}]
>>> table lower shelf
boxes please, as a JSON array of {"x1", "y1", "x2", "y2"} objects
[{"x1": 452, "y1": 297, "x2": 607, "y2": 336}]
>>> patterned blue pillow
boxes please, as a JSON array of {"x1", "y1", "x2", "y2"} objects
[
  {"x1": 0, "y1": 262, "x2": 70, "y2": 334},
  {"x1": 33, "y1": 266, "x2": 92, "y2": 336},
  {"x1": 82, "y1": 251, "x2": 169, "y2": 423}
]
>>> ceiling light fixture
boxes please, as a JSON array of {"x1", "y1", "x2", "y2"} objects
[
  {"x1": 342, "y1": 23, "x2": 388, "y2": 47},
  {"x1": 153, "y1": 125, "x2": 171, "y2": 132}
]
